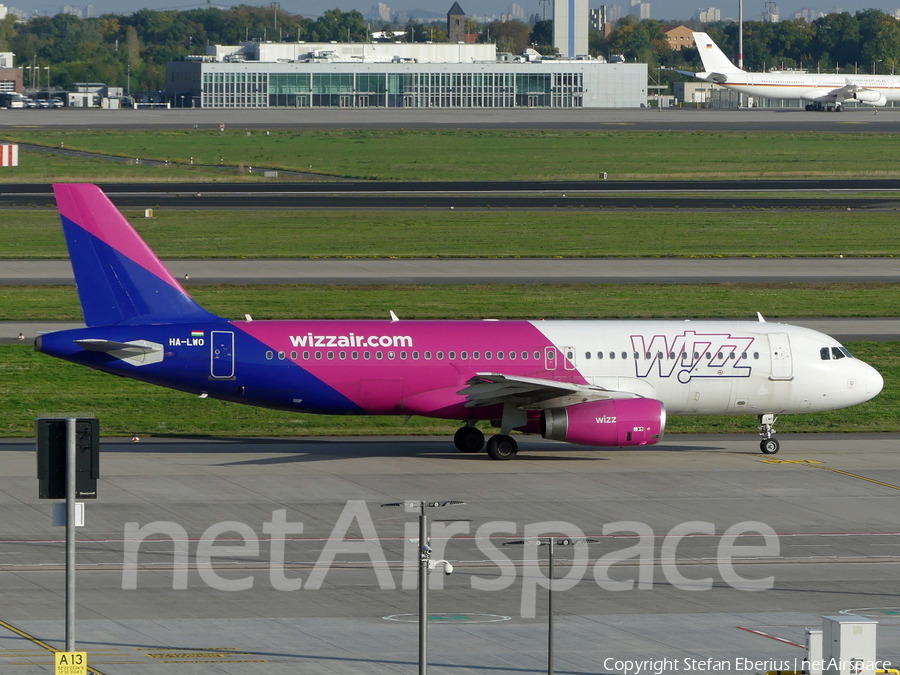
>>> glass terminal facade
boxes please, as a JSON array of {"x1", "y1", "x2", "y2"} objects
[{"x1": 171, "y1": 60, "x2": 646, "y2": 109}]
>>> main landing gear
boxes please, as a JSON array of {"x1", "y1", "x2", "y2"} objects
[
  {"x1": 453, "y1": 425, "x2": 484, "y2": 453},
  {"x1": 453, "y1": 425, "x2": 518, "y2": 460},
  {"x1": 805, "y1": 102, "x2": 843, "y2": 112},
  {"x1": 758, "y1": 413, "x2": 780, "y2": 454}
]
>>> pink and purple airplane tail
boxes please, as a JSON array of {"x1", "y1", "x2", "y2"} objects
[{"x1": 53, "y1": 184, "x2": 219, "y2": 326}]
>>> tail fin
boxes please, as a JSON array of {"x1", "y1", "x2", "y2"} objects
[
  {"x1": 692, "y1": 32, "x2": 743, "y2": 73},
  {"x1": 53, "y1": 183, "x2": 220, "y2": 326}
]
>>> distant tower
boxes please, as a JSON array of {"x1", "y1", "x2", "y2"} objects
[
  {"x1": 448, "y1": 2, "x2": 465, "y2": 43},
  {"x1": 553, "y1": 0, "x2": 588, "y2": 57}
]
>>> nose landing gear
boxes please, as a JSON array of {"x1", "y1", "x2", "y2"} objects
[{"x1": 758, "y1": 413, "x2": 780, "y2": 454}]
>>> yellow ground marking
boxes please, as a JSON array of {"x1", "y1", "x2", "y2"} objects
[
  {"x1": 0, "y1": 620, "x2": 106, "y2": 675},
  {"x1": 758, "y1": 458, "x2": 900, "y2": 490}
]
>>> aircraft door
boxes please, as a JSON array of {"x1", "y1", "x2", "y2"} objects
[
  {"x1": 544, "y1": 346, "x2": 557, "y2": 370},
  {"x1": 768, "y1": 332, "x2": 793, "y2": 381},
  {"x1": 210, "y1": 330, "x2": 235, "y2": 379}
]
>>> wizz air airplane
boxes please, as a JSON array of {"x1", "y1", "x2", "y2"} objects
[
  {"x1": 36, "y1": 184, "x2": 883, "y2": 459},
  {"x1": 692, "y1": 31, "x2": 900, "y2": 111}
]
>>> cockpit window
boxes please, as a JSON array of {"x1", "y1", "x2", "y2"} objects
[
  {"x1": 831, "y1": 347, "x2": 846, "y2": 360},
  {"x1": 820, "y1": 347, "x2": 831, "y2": 360}
]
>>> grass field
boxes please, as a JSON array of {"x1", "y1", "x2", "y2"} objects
[
  {"x1": 4, "y1": 130, "x2": 900, "y2": 180},
  {"x1": 3, "y1": 283, "x2": 899, "y2": 321},
  {"x1": 2, "y1": 208, "x2": 897, "y2": 259},
  {"x1": 1, "y1": 341, "x2": 895, "y2": 438}
]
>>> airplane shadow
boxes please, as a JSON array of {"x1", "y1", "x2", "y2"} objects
[{"x1": 91, "y1": 436, "x2": 732, "y2": 465}]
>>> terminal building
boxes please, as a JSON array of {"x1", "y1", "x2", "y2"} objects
[{"x1": 165, "y1": 41, "x2": 648, "y2": 109}]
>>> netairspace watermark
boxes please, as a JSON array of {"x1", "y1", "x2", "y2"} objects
[
  {"x1": 121, "y1": 500, "x2": 780, "y2": 618},
  {"x1": 604, "y1": 658, "x2": 893, "y2": 675}
]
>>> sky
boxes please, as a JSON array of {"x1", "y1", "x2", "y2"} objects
[{"x1": 11, "y1": 0, "x2": 900, "y2": 28}]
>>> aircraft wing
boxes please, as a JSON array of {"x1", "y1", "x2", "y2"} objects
[
  {"x1": 801, "y1": 88, "x2": 845, "y2": 103},
  {"x1": 458, "y1": 373, "x2": 641, "y2": 409}
]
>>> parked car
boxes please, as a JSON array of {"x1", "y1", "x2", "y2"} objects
[
  {"x1": 36, "y1": 99, "x2": 50, "y2": 108},
  {"x1": 49, "y1": 98, "x2": 64, "y2": 108},
  {"x1": 23, "y1": 98, "x2": 37, "y2": 108}
]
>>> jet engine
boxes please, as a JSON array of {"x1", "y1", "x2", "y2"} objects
[
  {"x1": 853, "y1": 90, "x2": 887, "y2": 106},
  {"x1": 541, "y1": 398, "x2": 665, "y2": 447}
]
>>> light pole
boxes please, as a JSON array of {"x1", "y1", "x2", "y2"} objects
[
  {"x1": 504, "y1": 537, "x2": 598, "y2": 675},
  {"x1": 381, "y1": 500, "x2": 464, "y2": 675}
]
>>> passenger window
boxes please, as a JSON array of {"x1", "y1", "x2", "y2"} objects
[
  {"x1": 364, "y1": 351, "x2": 371, "y2": 360},
  {"x1": 303, "y1": 351, "x2": 310, "y2": 360},
  {"x1": 510, "y1": 351, "x2": 516, "y2": 360},
  {"x1": 585, "y1": 352, "x2": 592, "y2": 359},
  {"x1": 473, "y1": 351, "x2": 479, "y2": 359},
  {"x1": 400, "y1": 351, "x2": 407, "y2": 360},
  {"x1": 669, "y1": 352, "x2": 675, "y2": 359},
  {"x1": 741, "y1": 352, "x2": 747, "y2": 359},
  {"x1": 633, "y1": 352, "x2": 638, "y2": 359},
  {"x1": 497, "y1": 351, "x2": 504, "y2": 360},
  {"x1": 339, "y1": 351, "x2": 347, "y2": 360},
  {"x1": 388, "y1": 351, "x2": 396, "y2": 360},
  {"x1": 352, "y1": 351, "x2": 359, "y2": 359},
  {"x1": 485, "y1": 351, "x2": 492, "y2": 359},
  {"x1": 437, "y1": 351, "x2": 444, "y2": 359},
  {"x1": 645, "y1": 352, "x2": 651, "y2": 359},
  {"x1": 729, "y1": 352, "x2": 735, "y2": 359},
  {"x1": 461, "y1": 351, "x2": 468, "y2": 360},
  {"x1": 376, "y1": 351, "x2": 383, "y2": 360},
  {"x1": 291, "y1": 351, "x2": 298, "y2": 360},
  {"x1": 449, "y1": 351, "x2": 456, "y2": 360},
  {"x1": 753, "y1": 352, "x2": 759, "y2": 359},
  {"x1": 693, "y1": 351, "x2": 699, "y2": 359},
  {"x1": 315, "y1": 351, "x2": 322, "y2": 360},
  {"x1": 597, "y1": 352, "x2": 603, "y2": 359},
  {"x1": 609, "y1": 352, "x2": 615, "y2": 359},
  {"x1": 278, "y1": 351, "x2": 285, "y2": 360},
  {"x1": 265, "y1": 351, "x2": 273, "y2": 360},
  {"x1": 412, "y1": 351, "x2": 419, "y2": 359},
  {"x1": 424, "y1": 351, "x2": 431, "y2": 359},
  {"x1": 326, "y1": 351, "x2": 334, "y2": 359}
]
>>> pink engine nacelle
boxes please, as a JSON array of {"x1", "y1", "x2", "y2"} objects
[{"x1": 541, "y1": 398, "x2": 666, "y2": 447}]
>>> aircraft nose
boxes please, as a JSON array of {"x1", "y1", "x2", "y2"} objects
[{"x1": 866, "y1": 365, "x2": 884, "y2": 400}]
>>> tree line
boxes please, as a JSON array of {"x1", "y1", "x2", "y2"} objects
[{"x1": 1, "y1": 6, "x2": 899, "y2": 93}]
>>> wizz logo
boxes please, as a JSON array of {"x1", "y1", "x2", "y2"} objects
[{"x1": 630, "y1": 331, "x2": 755, "y2": 382}]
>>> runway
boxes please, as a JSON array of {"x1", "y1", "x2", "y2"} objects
[
  {"x1": 2, "y1": 106, "x2": 900, "y2": 131},
  {"x1": 2, "y1": 179, "x2": 899, "y2": 209},
  {"x1": 2, "y1": 434, "x2": 900, "y2": 674},
  {"x1": 4, "y1": 257, "x2": 900, "y2": 286}
]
